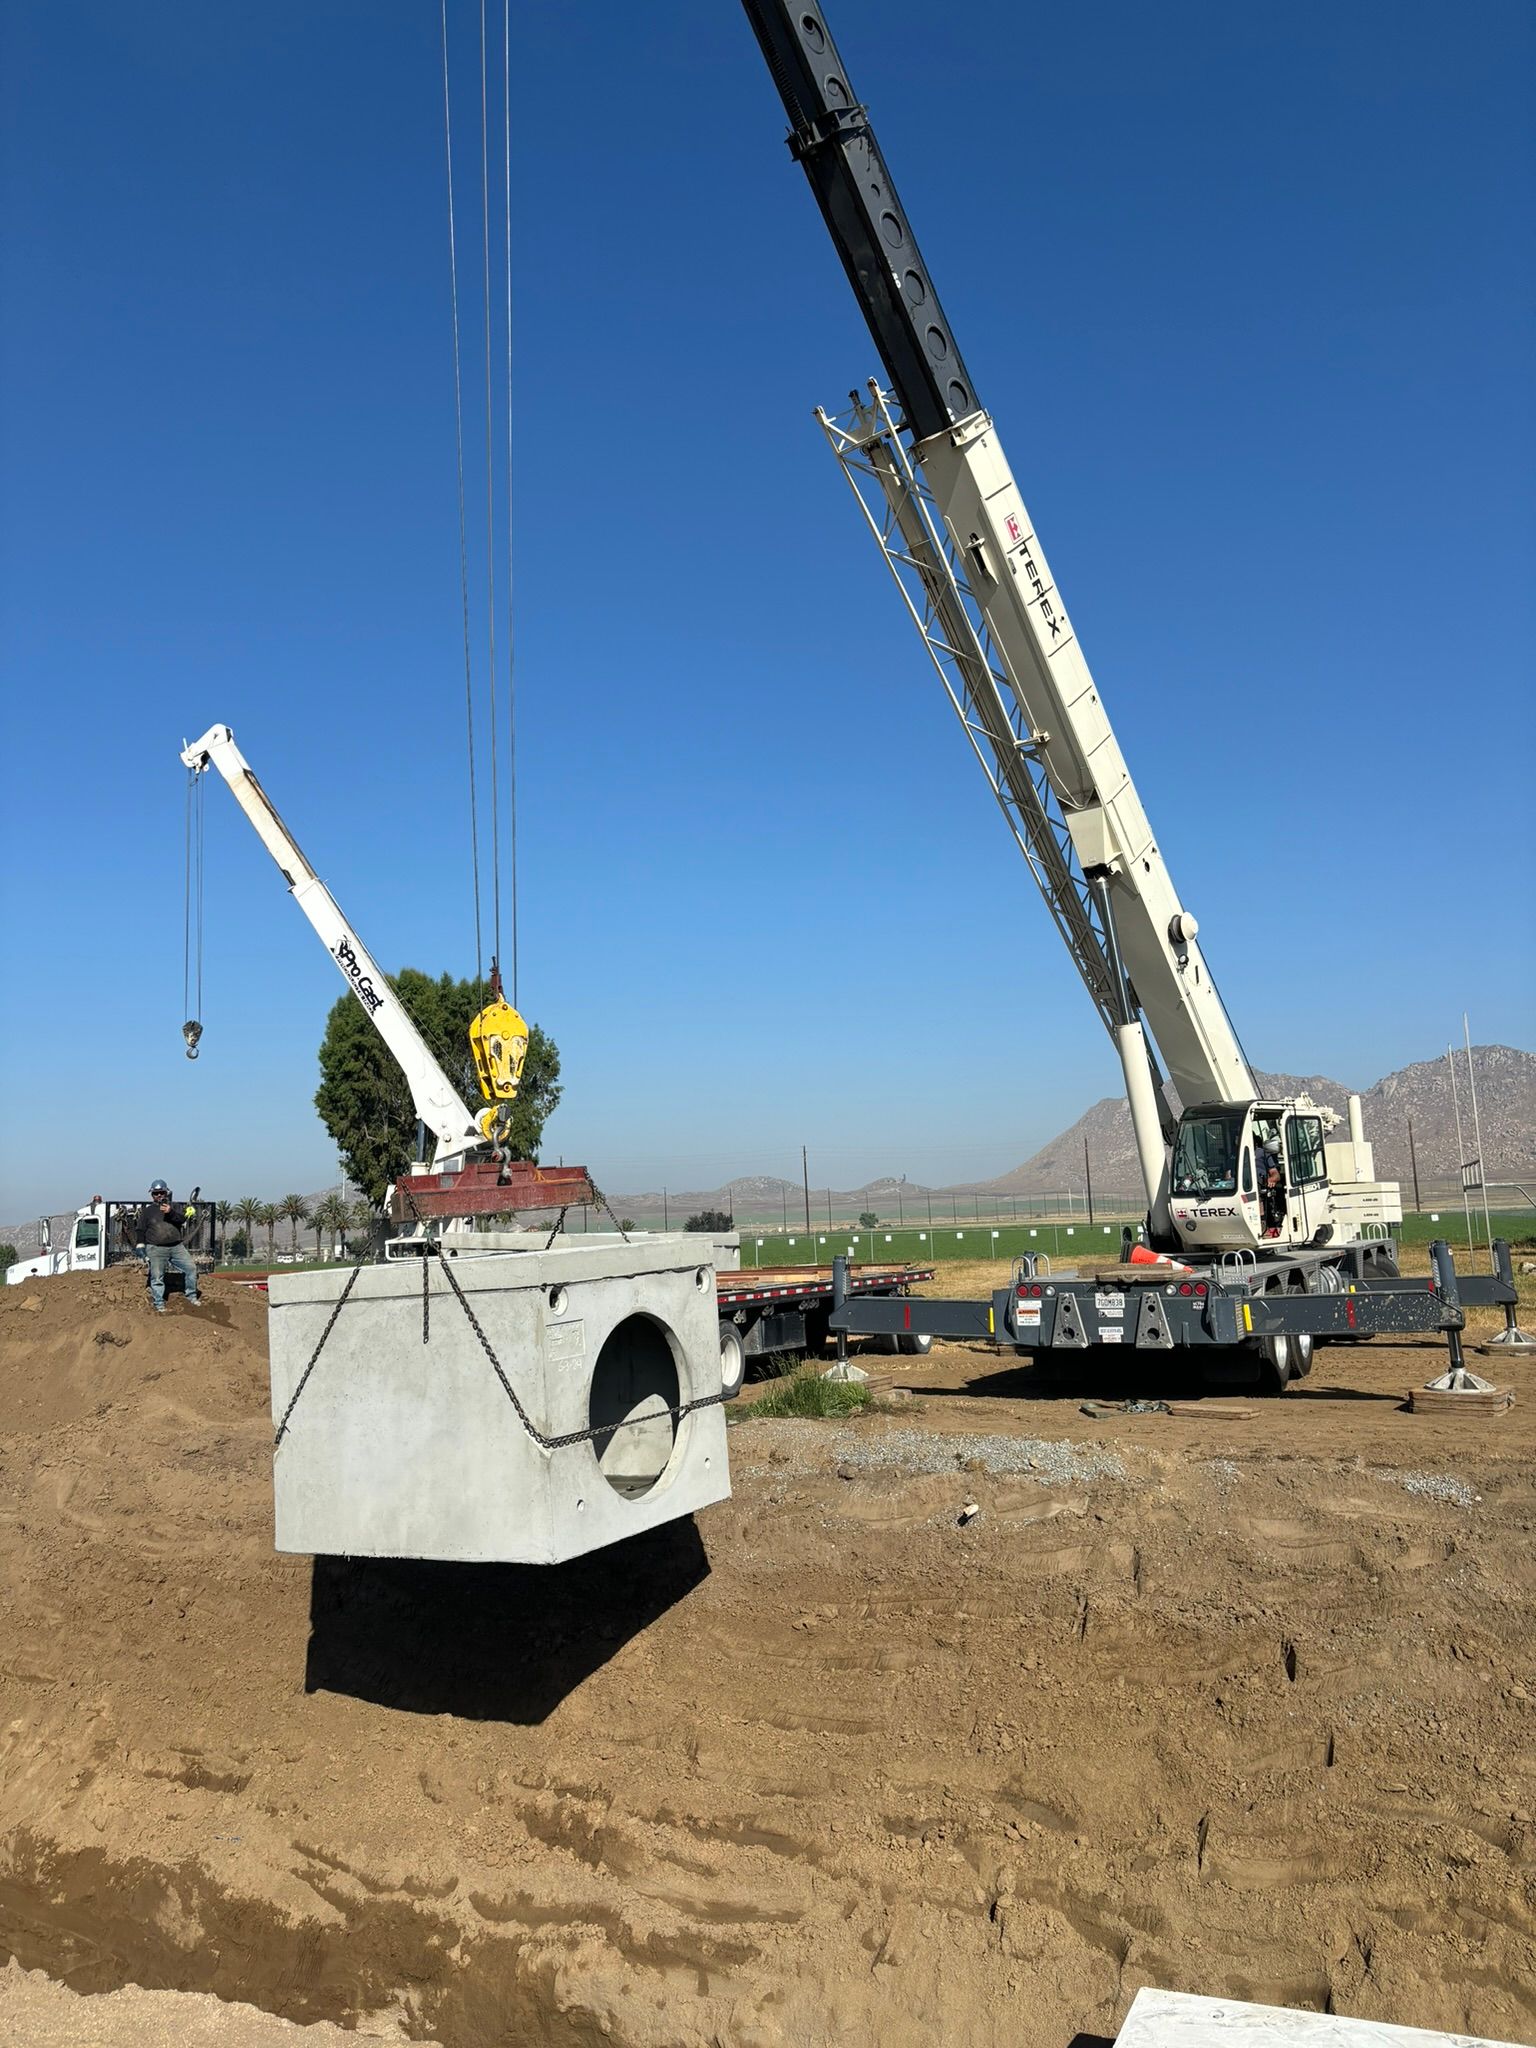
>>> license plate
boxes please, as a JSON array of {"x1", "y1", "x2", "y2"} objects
[{"x1": 1094, "y1": 1290, "x2": 1125, "y2": 1317}]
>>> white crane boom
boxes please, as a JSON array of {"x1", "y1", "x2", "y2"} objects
[
  {"x1": 742, "y1": 1, "x2": 1261, "y2": 1227},
  {"x1": 180, "y1": 724, "x2": 487, "y2": 1170}
]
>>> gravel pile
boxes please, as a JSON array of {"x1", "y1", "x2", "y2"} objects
[
  {"x1": 824, "y1": 1427, "x2": 1126, "y2": 1483},
  {"x1": 1384, "y1": 1469, "x2": 1480, "y2": 1507}
]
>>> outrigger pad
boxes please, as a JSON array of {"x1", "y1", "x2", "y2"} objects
[{"x1": 1117, "y1": 1985, "x2": 1522, "y2": 2048}]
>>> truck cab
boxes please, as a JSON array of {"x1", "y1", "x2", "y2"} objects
[
  {"x1": 1167, "y1": 1101, "x2": 1341, "y2": 1252},
  {"x1": 6, "y1": 1202, "x2": 111, "y2": 1284}
]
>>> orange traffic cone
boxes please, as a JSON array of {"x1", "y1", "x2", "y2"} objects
[{"x1": 1129, "y1": 1242, "x2": 1193, "y2": 1275}]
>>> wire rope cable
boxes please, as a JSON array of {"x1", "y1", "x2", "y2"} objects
[
  {"x1": 477, "y1": 0, "x2": 502, "y2": 974},
  {"x1": 501, "y1": 0, "x2": 519, "y2": 1004},
  {"x1": 182, "y1": 767, "x2": 204, "y2": 1027},
  {"x1": 440, "y1": 0, "x2": 485, "y2": 984}
]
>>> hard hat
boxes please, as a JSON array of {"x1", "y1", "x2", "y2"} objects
[{"x1": 150, "y1": 1178, "x2": 170, "y2": 1193}]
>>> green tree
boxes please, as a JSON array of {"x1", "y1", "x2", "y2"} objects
[
  {"x1": 858, "y1": 1211, "x2": 878, "y2": 1228},
  {"x1": 686, "y1": 1209, "x2": 733, "y2": 1232},
  {"x1": 234, "y1": 1197, "x2": 262, "y2": 1262},
  {"x1": 258, "y1": 1203, "x2": 279, "y2": 1260},
  {"x1": 279, "y1": 1194, "x2": 310, "y2": 1257},
  {"x1": 0, "y1": 1245, "x2": 16, "y2": 1278},
  {"x1": 314, "y1": 969, "x2": 562, "y2": 1206}
]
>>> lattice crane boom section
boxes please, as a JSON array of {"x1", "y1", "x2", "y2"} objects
[
  {"x1": 819, "y1": 390, "x2": 1120, "y2": 1038},
  {"x1": 820, "y1": 382, "x2": 1255, "y2": 1119}
]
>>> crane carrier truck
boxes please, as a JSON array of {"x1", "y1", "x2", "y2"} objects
[{"x1": 738, "y1": 1, "x2": 1522, "y2": 1387}]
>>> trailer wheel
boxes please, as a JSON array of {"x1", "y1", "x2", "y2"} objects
[
  {"x1": 896, "y1": 1331, "x2": 933, "y2": 1356},
  {"x1": 718, "y1": 1319, "x2": 747, "y2": 1401}
]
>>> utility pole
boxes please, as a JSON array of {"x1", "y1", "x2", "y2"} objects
[
  {"x1": 1462, "y1": 1014, "x2": 1496, "y2": 1265},
  {"x1": 801, "y1": 1145, "x2": 811, "y2": 1231},
  {"x1": 1407, "y1": 1115, "x2": 1421, "y2": 1213},
  {"x1": 1446, "y1": 1046, "x2": 1474, "y2": 1256},
  {"x1": 1083, "y1": 1139, "x2": 1096, "y2": 1227}
]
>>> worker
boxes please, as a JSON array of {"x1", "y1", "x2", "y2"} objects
[
  {"x1": 138, "y1": 1179, "x2": 204, "y2": 1313},
  {"x1": 1260, "y1": 1164, "x2": 1287, "y2": 1240}
]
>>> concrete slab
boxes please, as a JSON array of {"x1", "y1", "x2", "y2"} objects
[
  {"x1": 266, "y1": 1236, "x2": 730, "y2": 1565},
  {"x1": 1117, "y1": 1988, "x2": 1521, "y2": 2048}
]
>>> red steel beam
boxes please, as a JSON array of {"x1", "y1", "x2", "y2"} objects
[{"x1": 390, "y1": 1161, "x2": 598, "y2": 1222}]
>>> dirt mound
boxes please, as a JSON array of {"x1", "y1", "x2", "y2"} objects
[{"x1": 2, "y1": 1268, "x2": 1534, "y2": 2045}]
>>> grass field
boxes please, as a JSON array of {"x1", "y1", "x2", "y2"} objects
[
  {"x1": 739, "y1": 1209, "x2": 1534, "y2": 1268},
  {"x1": 214, "y1": 1207, "x2": 1535, "y2": 1279}
]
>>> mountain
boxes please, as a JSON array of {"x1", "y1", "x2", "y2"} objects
[
  {"x1": 4, "y1": 1050, "x2": 1531, "y2": 1254},
  {"x1": 977, "y1": 1046, "x2": 1536, "y2": 1201}
]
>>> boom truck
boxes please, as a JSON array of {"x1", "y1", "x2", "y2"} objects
[
  {"x1": 179, "y1": 724, "x2": 935, "y2": 1394},
  {"x1": 738, "y1": 1, "x2": 1522, "y2": 1386}
]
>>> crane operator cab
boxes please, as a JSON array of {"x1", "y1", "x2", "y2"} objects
[{"x1": 1168, "y1": 1101, "x2": 1337, "y2": 1253}]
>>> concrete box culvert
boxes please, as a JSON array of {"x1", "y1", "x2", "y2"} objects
[{"x1": 266, "y1": 1237, "x2": 731, "y2": 1564}]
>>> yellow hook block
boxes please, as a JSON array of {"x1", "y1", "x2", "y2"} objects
[{"x1": 469, "y1": 996, "x2": 529, "y2": 1104}]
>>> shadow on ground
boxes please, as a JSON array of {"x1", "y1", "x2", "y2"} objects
[{"x1": 305, "y1": 1517, "x2": 711, "y2": 1723}]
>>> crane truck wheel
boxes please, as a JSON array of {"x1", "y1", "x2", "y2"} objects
[
  {"x1": 895, "y1": 1331, "x2": 934, "y2": 1356},
  {"x1": 1252, "y1": 1325, "x2": 1293, "y2": 1396},
  {"x1": 718, "y1": 1318, "x2": 748, "y2": 1401},
  {"x1": 1283, "y1": 1283, "x2": 1314, "y2": 1379}
]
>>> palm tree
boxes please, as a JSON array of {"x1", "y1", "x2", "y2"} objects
[
  {"x1": 234, "y1": 1196, "x2": 262, "y2": 1262},
  {"x1": 279, "y1": 1194, "x2": 310, "y2": 1258},
  {"x1": 258, "y1": 1202, "x2": 279, "y2": 1260},
  {"x1": 311, "y1": 1192, "x2": 346, "y2": 1258},
  {"x1": 348, "y1": 1198, "x2": 376, "y2": 1253}
]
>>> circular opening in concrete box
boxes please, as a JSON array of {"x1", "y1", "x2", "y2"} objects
[{"x1": 588, "y1": 1313, "x2": 681, "y2": 1500}]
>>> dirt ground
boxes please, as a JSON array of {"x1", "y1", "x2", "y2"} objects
[{"x1": 1, "y1": 1260, "x2": 1533, "y2": 2048}]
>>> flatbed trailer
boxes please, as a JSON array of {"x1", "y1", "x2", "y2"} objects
[
  {"x1": 716, "y1": 1261, "x2": 936, "y2": 1392},
  {"x1": 830, "y1": 1239, "x2": 1524, "y2": 1393}
]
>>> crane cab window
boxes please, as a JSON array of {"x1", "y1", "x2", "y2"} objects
[
  {"x1": 1172, "y1": 1110, "x2": 1243, "y2": 1196},
  {"x1": 74, "y1": 1217, "x2": 101, "y2": 1248},
  {"x1": 1286, "y1": 1116, "x2": 1327, "y2": 1187}
]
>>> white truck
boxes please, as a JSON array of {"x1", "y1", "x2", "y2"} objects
[{"x1": 6, "y1": 1196, "x2": 219, "y2": 1286}]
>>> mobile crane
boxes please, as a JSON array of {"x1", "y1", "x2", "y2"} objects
[
  {"x1": 740, "y1": 3, "x2": 1523, "y2": 1384},
  {"x1": 179, "y1": 723, "x2": 596, "y2": 1229}
]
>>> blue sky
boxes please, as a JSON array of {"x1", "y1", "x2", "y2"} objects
[{"x1": 2, "y1": 0, "x2": 1532, "y2": 1217}]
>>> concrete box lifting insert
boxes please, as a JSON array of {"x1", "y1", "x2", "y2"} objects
[{"x1": 266, "y1": 1237, "x2": 731, "y2": 1565}]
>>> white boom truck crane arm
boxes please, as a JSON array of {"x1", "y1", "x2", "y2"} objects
[
  {"x1": 742, "y1": 1, "x2": 1398, "y2": 1255},
  {"x1": 180, "y1": 724, "x2": 492, "y2": 1173}
]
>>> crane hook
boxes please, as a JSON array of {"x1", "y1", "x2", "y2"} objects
[{"x1": 183, "y1": 1019, "x2": 203, "y2": 1061}]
